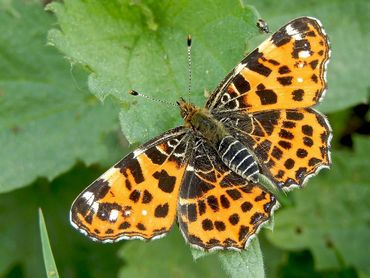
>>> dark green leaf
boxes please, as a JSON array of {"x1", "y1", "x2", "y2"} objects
[
  {"x1": 118, "y1": 227, "x2": 225, "y2": 278},
  {"x1": 0, "y1": 1, "x2": 122, "y2": 193}
]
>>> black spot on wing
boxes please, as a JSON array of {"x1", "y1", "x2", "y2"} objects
[
  {"x1": 286, "y1": 111, "x2": 304, "y2": 120},
  {"x1": 116, "y1": 153, "x2": 144, "y2": 184},
  {"x1": 291, "y1": 19, "x2": 309, "y2": 32},
  {"x1": 229, "y1": 213, "x2": 240, "y2": 225},
  {"x1": 310, "y1": 60, "x2": 319, "y2": 69},
  {"x1": 220, "y1": 194, "x2": 230, "y2": 208},
  {"x1": 284, "y1": 158, "x2": 295, "y2": 169},
  {"x1": 214, "y1": 221, "x2": 226, "y2": 231},
  {"x1": 256, "y1": 89, "x2": 278, "y2": 105},
  {"x1": 154, "y1": 203, "x2": 169, "y2": 218},
  {"x1": 233, "y1": 74, "x2": 251, "y2": 93},
  {"x1": 279, "y1": 129, "x2": 294, "y2": 140},
  {"x1": 145, "y1": 146, "x2": 167, "y2": 165},
  {"x1": 153, "y1": 170, "x2": 176, "y2": 193},
  {"x1": 129, "y1": 190, "x2": 140, "y2": 203},
  {"x1": 271, "y1": 27, "x2": 291, "y2": 47},
  {"x1": 278, "y1": 140, "x2": 292, "y2": 150},
  {"x1": 292, "y1": 89, "x2": 305, "y2": 101},
  {"x1": 142, "y1": 190, "x2": 153, "y2": 204},
  {"x1": 277, "y1": 76, "x2": 293, "y2": 86},
  {"x1": 207, "y1": 195, "x2": 219, "y2": 212},
  {"x1": 271, "y1": 146, "x2": 283, "y2": 160},
  {"x1": 302, "y1": 125, "x2": 313, "y2": 136},
  {"x1": 187, "y1": 203, "x2": 197, "y2": 222},
  {"x1": 238, "y1": 225, "x2": 249, "y2": 241},
  {"x1": 303, "y1": 137, "x2": 314, "y2": 147},
  {"x1": 226, "y1": 189, "x2": 242, "y2": 200},
  {"x1": 244, "y1": 49, "x2": 272, "y2": 77},
  {"x1": 241, "y1": 201, "x2": 252, "y2": 212},
  {"x1": 89, "y1": 179, "x2": 110, "y2": 200},
  {"x1": 278, "y1": 65, "x2": 291, "y2": 74},
  {"x1": 309, "y1": 157, "x2": 322, "y2": 166},
  {"x1": 202, "y1": 219, "x2": 213, "y2": 231},
  {"x1": 119, "y1": 221, "x2": 130, "y2": 230}
]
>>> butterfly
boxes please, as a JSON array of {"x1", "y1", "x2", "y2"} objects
[{"x1": 70, "y1": 17, "x2": 331, "y2": 251}]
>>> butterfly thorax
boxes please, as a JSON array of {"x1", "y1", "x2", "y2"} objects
[
  {"x1": 179, "y1": 100, "x2": 226, "y2": 144},
  {"x1": 178, "y1": 99, "x2": 259, "y2": 182}
]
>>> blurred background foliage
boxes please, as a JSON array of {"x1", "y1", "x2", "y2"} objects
[{"x1": 0, "y1": 0, "x2": 369, "y2": 277}]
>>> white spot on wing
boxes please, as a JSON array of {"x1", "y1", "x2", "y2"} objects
[
  {"x1": 234, "y1": 63, "x2": 246, "y2": 74},
  {"x1": 91, "y1": 202, "x2": 99, "y2": 213},
  {"x1": 298, "y1": 50, "x2": 311, "y2": 58},
  {"x1": 101, "y1": 167, "x2": 118, "y2": 182},
  {"x1": 109, "y1": 209, "x2": 119, "y2": 222},
  {"x1": 133, "y1": 148, "x2": 143, "y2": 158},
  {"x1": 141, "y1": 210, "x2": 147, "y2": 216},
  {"x1": 286, "y1": 24, "x2": 303, "y2": 40},
  {"x1": 297, "y1": 77, "x2": 304, "y2": 83},
  {"x1": 82, "y1": 191, "x2": 95, "y2": 206}
]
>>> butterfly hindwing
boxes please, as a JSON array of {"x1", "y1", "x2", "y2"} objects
[
  {"x1": 206, "y1": 17, "x2": 330, "y2": 113},
  {"x1": 177, "y1": 138, "x2": 278, "y2": 250},
  {"x1": 216, "y1": 108, "x2": 331, "y2": 189},
  {"x1": 70, "y1": 127, "x2": 192, "y2": 242}
]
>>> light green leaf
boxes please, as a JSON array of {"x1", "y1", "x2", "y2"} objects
[
  {"x1": 47, "y1": 0, "x2": 261, "y2": 143},
  {"x1": 118, "y1": 227, "x2": 225, "y2": 278},
  {"x1": 218, "y1": 237, "x2": 265, "y2": 278},
  {"x1": 0, "y1": 1, "x2": 122, "y2": 193},
  {"x1": 39, "y1": 208, "x2": 59, "y2": 278},
  {"x1": 250, "y1": 0, "x2": 370, "y2": 113},
  {"x1": 266, "y1": 136, "x2": 370, "y2": 275}
]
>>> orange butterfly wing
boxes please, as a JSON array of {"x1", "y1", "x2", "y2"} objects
[
  {"x1": 207, "y1": 17, "x2": 330, "y2": 113},
  {"x1": 178, "y1": 138, "x2": 278, "y2": 250},
  {"x1": 208, "y1": 17, "x2": 331, "y2": 189},
  {"x1": 217, "y1": 108, "x2": 331, "y2": 188},
  {"x1": 70, "y1": 127, "x2": 192, "y2": 241}
]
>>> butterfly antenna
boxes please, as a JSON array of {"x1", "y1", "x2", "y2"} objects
[
  {"x1": 187, "y1": 35, "x2": 192, "y2": 103},
  {"x1": 128, "y1": 90, "x2": 177, "y2": 107}
]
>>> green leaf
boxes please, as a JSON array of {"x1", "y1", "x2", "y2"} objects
[
  {"x1": 118, "y1": 227, "x2": 226, "y2": 278},
  {"x1": 47, "y1": 0, "x2": 261, "y2": 143},
  {"x1": 266, "y1": 136, "x2": 370, "y2": 275},
  {"x1": 0, "y1": 165, "x2": 122, "y2": 277},
  {"x1": 250, "y1": 0, "x2": 370, "y2": 113},
  {"x1": 39, "y1": 208, "x2": 59, "y2": 278},
  {"x1": 218, "y1": 237, "x2": 265, "y2": 278},
  {"x1": 0, "y1": 0, "x2": 122, "y2": 193}
]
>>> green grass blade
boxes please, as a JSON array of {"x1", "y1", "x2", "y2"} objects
[{"x1": 39, "y1": 208, "x2": 59, "y2": 278}]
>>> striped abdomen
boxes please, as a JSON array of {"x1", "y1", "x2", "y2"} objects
[{"x1": 217, "y1": 135, "x2": 259, "y2": 182}]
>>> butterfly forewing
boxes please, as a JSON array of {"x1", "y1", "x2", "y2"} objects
[
  {"x1": 206, "y1": 17, "x2": 330, "y2": 113},
  {"x1": 70, "y1": 127, "x2": 192, "y2": 242}
]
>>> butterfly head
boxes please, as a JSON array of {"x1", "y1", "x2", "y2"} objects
[{"x1": 177, "y1": 98, "x2": 197, "y2": 124}]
